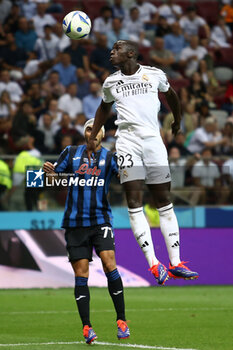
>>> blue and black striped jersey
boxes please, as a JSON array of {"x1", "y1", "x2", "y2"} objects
[{"x1": 54, "y1": 145, "x2": 118, "y2": 228}]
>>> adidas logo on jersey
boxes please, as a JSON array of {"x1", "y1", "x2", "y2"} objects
[{"x1": 116, "y1": 80, "x2": 124, "y2": 86}]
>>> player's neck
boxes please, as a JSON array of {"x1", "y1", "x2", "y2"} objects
[{"x1": 120, "y1": 62, "x2": 140, "y2": 76}]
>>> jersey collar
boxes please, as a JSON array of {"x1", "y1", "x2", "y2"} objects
[{"x1": 120, "y1": 64, "x2": 142, "y2": 76}]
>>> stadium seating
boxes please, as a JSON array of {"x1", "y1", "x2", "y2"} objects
[
  {"x1": 150, "y1": 0, "x2": 189, "y2": 11},
  {"x1": 53, "y1": 0, "x2": 220, "y2": 25},
  {"x1": 53, "y1": 0, "x2": 79, "y2": 13},
  {"x1": 195, "y1": 1, "x2": 219, "y2": 26},
  {"x1": 151, "y1": 0, "x2": 219, "y2": 25},
  {"x1": 52, "y1": 13, "x2": 64, "y2": 22},
  {"x1": 214, "y1": 48, "x2": 233, "y2": 67},
  {"x1": 172, "y1": 0, "x2": 189, "y2": 12},
  {"x1": 214, "y1": 94, "x2": 227, "y2": 109},
  {"x1": 83, "y1": 0, "x2": 107, "y2": 20},
  {"x1": 54, "y1": 0, "x2": 108, "y2": 20}
]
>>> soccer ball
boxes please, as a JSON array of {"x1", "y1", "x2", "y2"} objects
[{"x1": 62, "y1": 11, "x2": 91, "y2": 40}]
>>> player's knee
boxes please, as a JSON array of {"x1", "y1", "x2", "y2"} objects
[
  {"x1": 72, "y1": 260, "x2": 89, "y2": 277},
  {"x1": 74, "y1": 268, "x2": 89, "y2": 278},
  {"x1": 127, "y1": 198, "x2": 142, "y2": 208},
  {"x1": 104, "y1": 263, "x2": 116, "y2": 273},
  {"x1": 102, "y1": 258, "x2": 116, "y2": 273},
  {"x1": 155, "y1": 192, "x2": 171, "y2": 208},
  {"x1": 100, "y1": 250, "x2": 116, "y2": 273}
]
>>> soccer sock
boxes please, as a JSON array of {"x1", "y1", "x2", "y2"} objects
[
  {"x1": 74, "y1": 276, "x2": 91, "y2": 327},
  {"x1": 106, "y1": 269, "x2": 126, "y2": 321},
  {"x1": 128, "y1": 207, "x2": 158, "y2": 268},
  {"x1": 157, "y1": 203, "x2": 181, "y2": 266}
]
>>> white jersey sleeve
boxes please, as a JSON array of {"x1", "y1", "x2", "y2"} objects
[
  {"x1": 102, "y1": 78, "x2": 115, "y2": 103},
  {"x1": 157, "y1": 69, "x2": 170, "y2": 92}
]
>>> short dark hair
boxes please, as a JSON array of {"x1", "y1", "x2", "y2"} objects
[{"x1": 122, "y1": 40, "x2": 139, "y2": 59}]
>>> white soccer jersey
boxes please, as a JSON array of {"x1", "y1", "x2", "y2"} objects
[{"x1": 102, "y1": 65, "x2": 170, "y2": 138}]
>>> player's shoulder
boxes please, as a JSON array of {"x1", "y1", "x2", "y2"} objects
[
  {"x1": 101, "y1": 146, "x2": 114, "y2": 156},
  {"x1": 77, "y1": 144, "x2": 86, "y2": 152},
  {"x1": 65, "y1": 144, "x2": 85, "y2": 154},
  {"x1": 61, "y1": 145, "x2": 71, "y2": 153},
  {"x1": 101, "y1": 147, "x2": 116, "y2": 161},
  {"x1": 103, "y1": 70, "x2": 122, "y2": 87},
  {"x1": 141, "y1": 65, "x2": 166, "y2": 76},
  {"x1": 97, "y1": 148, "x2": 115, "y2": 170}
]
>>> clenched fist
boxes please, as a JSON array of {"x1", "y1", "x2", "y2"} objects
[{"x1": 43, "y1": 161, "x2": 55, "y2": 174}]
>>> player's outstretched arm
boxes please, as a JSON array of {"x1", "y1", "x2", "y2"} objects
[
  {"x1": 164, "y1": 87, "x2": 182, "y2": 136},
  {"x1": 86, "y1": 100, "x2": 113, "y2": 163},
  {"x1": 43, "y1": 161, "x2": 55, "y2": 174}
]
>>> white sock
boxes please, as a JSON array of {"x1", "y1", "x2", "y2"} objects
[
  {"x1": 128, "y1": 207, "x2": 158, "y2": 268},
  {"x1": 157, "y1": 203, "x2": 181, "y2": 266}
]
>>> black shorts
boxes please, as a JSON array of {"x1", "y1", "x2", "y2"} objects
[{"x1": 65, "y1": 224, "x2": 115, "y2": 262}]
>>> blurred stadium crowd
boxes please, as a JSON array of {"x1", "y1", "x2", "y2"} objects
[{"x1": 0, "y1": 0, "x2": 233, "y2": 210}]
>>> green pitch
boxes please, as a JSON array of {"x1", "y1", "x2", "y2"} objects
[{"x1": 0, "y1": 286, "x2": 232, "y2": 350}]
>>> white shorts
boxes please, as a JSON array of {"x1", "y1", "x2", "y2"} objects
[{"x1": 116, "y1": 130, "x2": 171, "y2": 184}]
